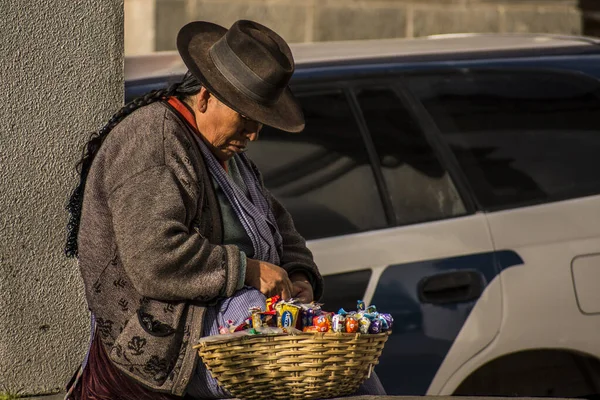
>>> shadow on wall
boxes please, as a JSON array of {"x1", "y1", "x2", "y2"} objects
[{"x1": 580, "y1": 0, "x2": 600, "y2": 37}]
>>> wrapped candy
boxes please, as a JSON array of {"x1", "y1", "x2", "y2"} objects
[
  {"x1": 301, "y1": 302, "x2": 322, "y2": 328},
  {"x1": 276, "y1": 302, "x2": 301, "y2": 328},
  {"x1": 357, "y1": 300, "x2": 366, "y2": 312},
  {"x1": 302, "y1": 308, "x2": 315, "y2": 327},
  {"x1": 252, "y1": 310, "x2": 277, "y2": 329},
  {"x1": 219, "y1": 326, "x2": 230, "y2": 335},
  {"x1": 345, "y1": 316, "x2": 359, "y2": 333},
  {"x1": 380, "y1": 313, "x2": 394, "y2": 332},
  {"x1": 266, "y1": 295, "x2": 280, "y2": 312},
  {"x1": 313, "y1": 315, "x2": 331, "y2": 332},
  {"x1": 332, "y1": 314, "x2": 346, "y2": 333},
  {"x1": 359, "y1": 317, "x2": 371, "y2": 334},
  {"x1": 369, "y1": 319, "x2": 382, "y2": 334},
  {"x1": 221, "y1": 298, "x2": 391, "y2": 337}
]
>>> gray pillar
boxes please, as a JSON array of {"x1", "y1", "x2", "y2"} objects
[{"x1": 0, "y1": 0, "x2": 123, "y2": 395}]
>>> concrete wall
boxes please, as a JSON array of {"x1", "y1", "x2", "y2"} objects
[
  {"x1": 123, "y1": 0, "x2": 583, "y2": 55},
  {"x1": 0, "y1": 0, "x2": 123, "y2": 395}
]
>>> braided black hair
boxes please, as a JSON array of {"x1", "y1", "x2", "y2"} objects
[{"x1": 65, "y1": 71, "x2": 203, "y2": 258}]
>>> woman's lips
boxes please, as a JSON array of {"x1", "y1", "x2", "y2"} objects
[{"x1": 228, "y1": 144, "x2": 247, "y2": 152}]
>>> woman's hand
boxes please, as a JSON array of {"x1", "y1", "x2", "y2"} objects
[
  {"x1": 245, "y1": 258, "x2": 294, "y2": 300},
  {"x1": 290, "y1": 271, "x2": 314, "y2": 303}
]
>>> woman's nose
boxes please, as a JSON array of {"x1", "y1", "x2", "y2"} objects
[
  {"x1": 246, "y1": 131, "x2": 259, "y2": 142},
  {"x1": 245, "y1": 125, "x2": 261, "y2": 142}
]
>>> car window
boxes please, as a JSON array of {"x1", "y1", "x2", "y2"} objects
[
  {"x1": 407, "y1": 69, "x2": 600, "y2": 210},
  {"x1": 245, "y1": 90, "x2": 388, "y2": 240},
  {"x1": 355, "y1": 87, "x2": 466, "y2": 225}
]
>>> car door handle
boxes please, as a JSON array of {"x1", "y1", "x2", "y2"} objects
[{"x1": 418, "y1": 270, "x2": 485, "y2": 305}]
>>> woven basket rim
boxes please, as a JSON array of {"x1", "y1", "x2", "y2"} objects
[{"x1": 193, "y1": 330, "x2": 391, "y2": 349}]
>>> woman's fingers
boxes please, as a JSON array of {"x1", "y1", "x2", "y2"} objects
[
  {"x1": 245, "y1": 258, "x2": 316, "y2": 302},
  {"x1": 281, "y1": 282, "x2": 293, "y2": 301},
  {"x1": 245, "y1": 258, "x2": 295, "y2": 299},
  {"x1": 292, "y1": 281, "x2": 313, "y2": 303}
]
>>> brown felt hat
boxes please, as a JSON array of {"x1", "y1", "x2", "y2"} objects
[{"x1": 177, "y1": 20, "x2": 304, "y2": 133}]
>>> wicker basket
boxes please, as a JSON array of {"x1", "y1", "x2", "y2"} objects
[{"x1": 193, "y1": 331, "x2": 390, "y2": 400}]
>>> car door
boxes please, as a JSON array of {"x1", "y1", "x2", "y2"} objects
[
  {"x1": 349, "y1": 83, "x2": 517, "y2": 395},
  {"x1": 405, "y1": 67, "x2": 600, "y2": 395},
  {"x1": 245, "y1": 81, "x2": 504, "y2": 395}
]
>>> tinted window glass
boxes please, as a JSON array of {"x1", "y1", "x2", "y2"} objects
[
  {"x1": 321, "y1": 269, "x2": 372, "y2": 311},
  {"x1": 408, "y1": 70, "x2": 600, "y2": 209},
  {"x1": 246, "y1": 90, "x2": 387, "y2": 240},
  {"x1": 355, "y1": 88, "x2": 466, "y2": 225}
]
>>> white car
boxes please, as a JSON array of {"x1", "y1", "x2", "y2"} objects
[{"x1": 126, "y1": 33, "x2": 600, "y2": 397}]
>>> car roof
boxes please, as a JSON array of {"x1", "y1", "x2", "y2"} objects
[{"x1": 125, "y1": 33, "x2": 600, "y2": 82}]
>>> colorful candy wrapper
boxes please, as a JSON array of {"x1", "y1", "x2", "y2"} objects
[
  {"x1": 233, "y1": 322, "x2": 249, "y2": 332},
  {"x1": 378, "y1": 316, "x2": 391, "y2": 332},
  {"x1": 302, "y1": 307, "x2": 315, "y2": 328},
  {"x1": 366, "y1": 305, "x2": 377, "y2": 314},
  {"x1": 338, "y1": 308, "x2": 348, "y2": 316},
  {"x1": 300, "y1": 303, "x2": 322, "y2": 328},
  {"x1": 277, "y1": 302, "x2": 301, "y2": 328},
  {"x1": 332, "y1": 314, "x2": 346, "y2": 333},
  {"x1": 266, "y1": 295, "x2": 280, "y2": 312},
  {"x1": 252, "y1": 310, "x2": 277, "y2": 329},
  {"x1": 322, "y1": 312, "x2": 334, "y2": 323},
  {"x1": 357, "y1": 300, "x2": 366, "y2": 312},
  {"x1": 380, "y1": 313, "x2": 394, "y2": 331},
  {"x1": 219, "y1": 326, "x2": 230, "y2": 335},
  {"x1": 313, "y1": 315, "x2": 331, "y2": 332},
  {"x1": 251, "y1": 311, "x2": 262, "y2": 328},
  {"x1": 346, "y1": 316, "x2": 359, "y2": 333},
  {"x1": 363, "y1": 312, "x2": 377, "y2": 321},
  {"x1": 359, "y1": 317, "x2": 371, "y2": 334},
  {"x1": 264, "y1": 312, "x2": 277, "y2": 327},
  {"x1": 369, "y1": 319, "x2": 382, "y2": 334}
]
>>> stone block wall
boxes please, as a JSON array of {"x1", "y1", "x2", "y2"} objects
[{"x1": 124, "y1": 0, "x2": 587, "y2": 55}]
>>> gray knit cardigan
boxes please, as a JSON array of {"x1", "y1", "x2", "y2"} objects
[{"x1": 77, "y1": 101, "x2": 324, "y2": 395}]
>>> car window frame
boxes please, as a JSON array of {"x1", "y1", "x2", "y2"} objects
[
  {"x1": 338, "y1": 75, "x2": 479, "y2": 221},
  {"x1": 289, "y1": 81, "x2": 398, "y2": 229}
]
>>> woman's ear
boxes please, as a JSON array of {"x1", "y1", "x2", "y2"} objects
[{"x1": 196, "y1": 87, "x2": 210, "y2": 113}]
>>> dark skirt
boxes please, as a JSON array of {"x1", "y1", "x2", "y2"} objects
[{"x1": 66, "y1": 331, "x2": 180, "y2": 400}]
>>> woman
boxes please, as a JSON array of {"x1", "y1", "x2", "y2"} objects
[{"x1": 65, "y1": 20, "x2": 385, "y2": 399}]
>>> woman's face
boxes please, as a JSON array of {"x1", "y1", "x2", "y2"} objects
[{"x1": 194, "y1": 89, "x2": 263, "y2": 162}]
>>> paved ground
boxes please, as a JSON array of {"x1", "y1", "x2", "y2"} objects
[
  {"x1": 24, "y1": 395, "x2": 410, "y2": 400},
  {"x1": 24, "y1": 393, "x2": 406, "y2": 400},
  {"x1": 22, "y1": 395, "x2": 575, "y2": 400},
  {"x1": 23, "y1": 395, "x2": 404, "y2": 400}
]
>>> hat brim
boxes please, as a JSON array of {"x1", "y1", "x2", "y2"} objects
[{"x1": 177, "y1": 21, "x2": 305, "y2": 133}]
